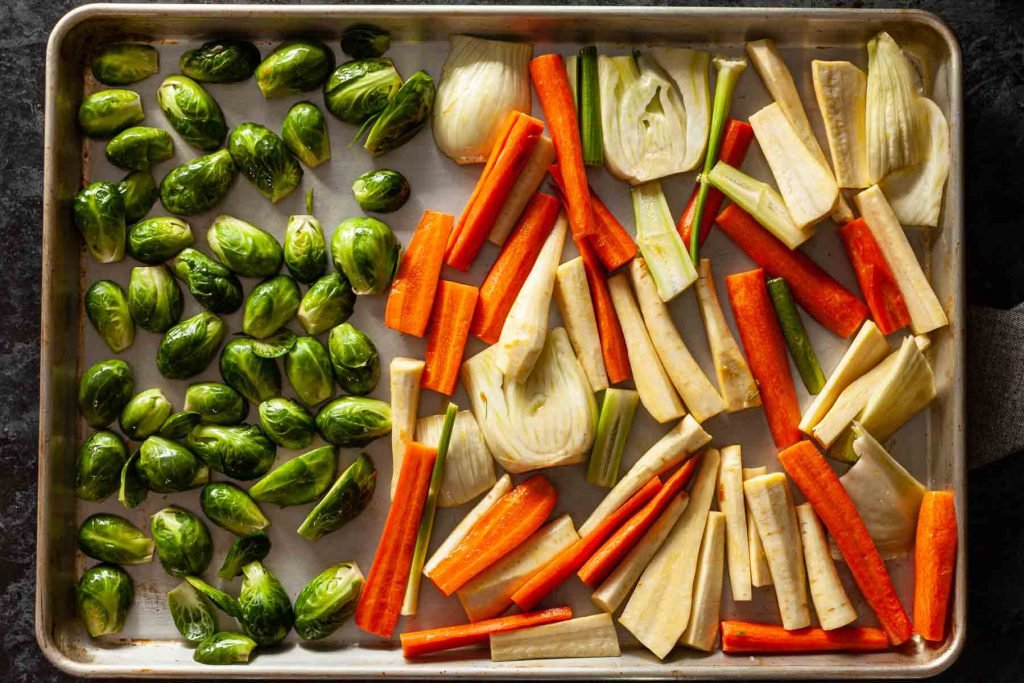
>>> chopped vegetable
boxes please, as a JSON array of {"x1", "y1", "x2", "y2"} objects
[
  {"x1": 717, "y1": 446, "x2": 751, "y2": 601},
  {"x1": 587, "y1": 388, "x2": 640, "y2": 488},
  {"x1": 555, "y1": 257, "x2": 610, "y2": 392},
  {"x1": 364, "y1": 70, "x2": 435, "y2": 157},
  {"x1": 422, "y1": 280, "x2": 479, "y2": 395},
  {"x1": 914, "y1": 491, "x2": 958, "y2": 642},
  {"x1": 548, "y1": 166, "x2": 636, "y2": 272},
  {"x1": 389, "y1": 357, "x2": 424, "y2": 498},
  {"x1": 721, "y1": 621, "x2": 889, "y2": 654},
  {"x1": 839, "y1": 218, "x2": 911, "y2": 335},
  {"x1": 680, "y1": 511, "x2": 726, "y2": 651},
  {"x1": 879, "y1": 98, "x2": 950, "y2": 228},
  {"x1": 743, "y1": 466, "x2": 773, "y2": 588},
  {"x1": 650, "y1": 47, "x2": 712, "y2": 172},
  {"x1": 401, "y1": 606, "x2": 573, "y2": 658},
  {"x1": 631, "y1": 180, "x2": 697, "y2": 301},
  {"x1": 811, "y1": 60, "x2": 871, "y2": 188},
  {"x1": 490, "y1": 613, "x2": 620, "y2": 661},
  {"x1": 296, "y1": 453, "x2": 376, "y2": 540},
  {"x1": 577, "y1": 237, "x2": 631, "y2": 384},
  {"x1": 341, "y1": 24, "x2": 390, "y2": 59},
  {"x1": 767, "y1": 278, "x2": 826, "y2": 394},
  {"x1": 488, "y1": 137, "x2": 556, "y2": 246},
  {"x1": 796, "y1": 503, "x2": 857, "y2": 630},
  {"x1": 706, "y1": 162, "x2": 811, "y2": 250},
  {"x1": 866, "y1": 32, "x2": 923, "y2": 182},
  {"x1": 425, "y1": 475, "x2": 512, "y2": 576},
  {"x1": 576, "y1": 46, "x2": 603, "y2": 166},
  {"x1": 385, "y1": 211, "x2": 454, "y2": 337},
  {"x1": 416, "y1": 410, "x2": 495, "y2": 508}
]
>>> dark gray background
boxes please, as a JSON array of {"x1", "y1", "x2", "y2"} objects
[{"x1": 4, "y1": 0, "x2": 1022, "y2": 680}]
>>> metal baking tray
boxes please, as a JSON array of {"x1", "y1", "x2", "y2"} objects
[{"x1": 38, "y1": 4, "x2": 965, "y2": 678}]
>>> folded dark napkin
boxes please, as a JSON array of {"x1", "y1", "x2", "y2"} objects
[{"x1": 968, "y1": 304, "x2": 1024, "y2": 468}]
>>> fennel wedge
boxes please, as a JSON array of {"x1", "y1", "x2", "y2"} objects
[
  {"x1": 649, "y1": 47, "x2": 711, "y2": 171},
  {"x1": 866, "y1": 32, "x2": 924, "y2": 182},
  {"x1": 878, "y1": 97, "x2": 951, "y2": 228},
  {"x1": 389, "y1": 357, "x2": 425, "y2": 498},
  {"x1": 416, "y1": 410, "x2": 495, "y2": 508},
  {"x1": 679, "y1": 511, "x2": 726, "y2": 652},
  {"x1": 812, "y1": 60, "x2": 871, "y2": 188}
]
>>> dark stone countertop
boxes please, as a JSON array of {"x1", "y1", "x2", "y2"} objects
[{"x1": 3, "y1": 0, "x2": 1024, "y2": 680}]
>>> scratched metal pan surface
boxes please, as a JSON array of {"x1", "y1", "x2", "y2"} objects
[{"x1": 38, "y1": 3, "x2": 965, "y2": 679}]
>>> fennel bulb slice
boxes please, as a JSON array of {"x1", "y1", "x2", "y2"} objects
[
  {"x1": 879, "y1": 97, "x2": 950, "y2": 228},
  {"x1": 417, "y1": 410, "x2": 496, "y2": 508},
  {"x1": 649, "y1": 47, "x2": 711, "y2": 171},
  {"x1": 630, "y1": 180, "x2": 697, "y2": 302},
  {"x1": 866, "y1": 32, "x2": 924, "y2": 182},
  {"x1": 812, "y1": 60, "x2": 871, "y2": 188}
]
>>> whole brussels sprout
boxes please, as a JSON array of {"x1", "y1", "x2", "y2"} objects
[
  {"x1": 106, "y1": 126, "x2": 174, "y2": 171},
  {"x1": 365, "y1": 70, "x2": 435, "y2": 156},
  {"x1": 74, "y1": 181, "x2": 126, "y2": 263},
  {"x1": 297, "y1": 453, "x2": 377, "y2": 540},
  {"x1": 239, "y1": 561, "x2": 294, "y2": 646},
  {"x1": 284, "y1": 209, "x2": 327, "y2": 284},
  {"x1": 256, "y1": 41, "x2": 335, "y2": 98},
  {"x1": 294, "y1": 561, "x2": 365, "y2": 640},
  {"x1": 200, "y1": 482, "x2": 271, "y2": 536},
  {"x1": 76, "y1": 430, "x2": 128, "y2": 502},
  {"x1": 92, "y1": 44, "x2": 159, "y2": 85},
  {"x1": 323, "y1": 57, "x2": 401, "y2": 125},
  {"x1": 341, "y1": 24, "x2": 390, "y2": 59},
  {"x1": 327, "y1": 322, "x2": 380, "y2": 395},
  {"x1": 194, "y1": 631, "x2": 257, "y2": 665},
  {"x1": 249, "y1": 444, "x2": 336, "y2": 507},
  {"x1": 243, "y1": 275, "x2": 301, "y2": 339},
  {"x1": 185, "y1": 575, "x2": 241, "y2": 617},
  {"x1": 138, "y1": 435, "x2": 208, "y2": 493},
  {"x1": 78, "y1": 89, "x2": 144, "y2": 137},
  {"x1": 118, "y1": 171, "x2": 159, "y2": 223},
  {"x1": 128, "y1": 265, "x2": 183, "y2": 333},
  {"x1": 77, "y1": 563, "x2": 134, "y2": 638},
  {"x1": 158, "y1": 410, "x2": 202, "y2": 441},
  {"x1": 77, "y1": 513, "x2": 154, "y2": 564},
  {"x1": 249, "y1": 329, "x2": 297, "y2": 359},
  {"x1": 185, "y1": 382, "x2": 248, "y2": 424},
  {"x1": 219, "y1": 338, "x2": 282, "y2": 405},
  {"x1": 284, "y1": 336, "x2": 334, "y2": 406},
  {"x1": 315, "y1": 397, "x2": 391, "y2": 447},
  {"x1": 297, "y1": 272, "x2": 355, "y2": 335},
  {"x1": 207, "y1": 215, "x2": 283, "y2": 278},
  {"x1": 227, "y1": 123, "x2": 303, "y2": 204},
  {"x1": 156, "y1": 311, "x2": 227, "y2": 379},
  {"x1": 152, "y1": 506, "x2": 214, "y2": 577},
  {"x1": 171, "y1": 247, "x2": 243, "y2": 314},
  {"x1": 282, "y1": 102, "x2": 331, "y2": 168},
  {"x1": 218, "y1": 532, "x2": 271, "y2": 579},
  {"x1": 79, "y1": 359, "x2": 134, "y2": 428},
  {"x1": 180, "y1": 40, "x2": 261, "y2": 83},
  {"x1": 167, "y1": 581, "x2": 216, "y2": 642},
  {"x1": 159, "y1": 149, "x2": 237, "y2": 216},
  {"x1": 157, "y1": 75, "x2": 228, "y2": 151},
  {"x1": 330, "y1": 217, "x2": 400, "y2": 295},
  {"x1": 186, "y1": 424, "x2": 276, "y2": 480},
  {"x1": 351, "y1": 169, "x2": 410, "y2": 213},
  {"x1": 127, "y1": 217, "x2": 193, "y2": 264},
  {"x1": 119, "y1": 387, "x2": 173, "y2": 440},
  {"x1": 118, "y1": 449, "x2": 147, "y2": 509},
  {"x1": 258, "y1": 397, "x2": 316, "y2": 450},
  {"x1": 85, "y1": 280, "x2": 135, "y2": 353}
]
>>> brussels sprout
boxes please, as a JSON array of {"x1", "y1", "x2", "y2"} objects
[
  {"x1": 327, "y1": 323, "x2": 380, "y2": 395},
  {"x1": 92, "y1": 44, "x2": 160, "y2": 85},
  {"x1": 74, "y1": 181, "x2": 126, "y2": 263},
  {"x1": 119, "y1": 388, "x2": 173, "y2": 440},
  {"x1": 160, "y1": 149, "x2": 238, "y2": 216},
  {"x1": 78, "y1": 513, "x2": 154, "y2": 564},
  {"x1": 365, "y1": 70, "x2": 435, "y2": 156},
  {"x1": 156, "y1": 311, "x2": 227, "y2": 379},
  {"x1": 138, "y1": 435, "x2": 208, "y2": 493},
  {"x1": 284, "y1": 210, "x2": 328, "y2": 284},
  {"x1": 171, "y1": 248, "x2": 243, "y2": 314},
  {"x1": 351, "y1": 169, "x2": 410, "y2": 214},
  {"x1": 297, "y1": 453, "x2": 377, "y2": 540},
  {"x1": 151, "y1": 506, "x2": 214, "y2": 577},
  {"x1": 315, "y1": 397, "x2": 391, "y2": 447},
  {"x1": 249, "y1": 329, "x2": 296, "y2": 359},
  {"x1": 186, "y1": 424, "x2": 276, "y2": 480},
  {"x1": 180, "y1": 40, "x2": 261, "y2": 83},
  {"x1": 118, "y1": 449, "x2": 147, "y2": 509},
  {"x1": 219, "y1": 338, "x2": 282, "y2": 405},
  {"x1": 201, "y1": 482, "x2": 271, "y2": 536},
  {"x1": 322, "y1": 57, "x2": 401, "y2": 125},
  {"x1": 294, "y1": 561, "x2": 365, "y2": 640},
  {"x1": 227, "y1": 123, "x2": 303, "y2": 204},
  {"x1": 207, "y1": 215, "x2": 284, "y2": 278},
  {"x1": 157, "y1": 75, "x2": 228, "y2": 151},
  {"x1": 185, "y1": 382, "x2": 247, "y2": 425},
  {"x1": 118, "y1": 171, "x2": 159, "y2": 223},
  {"x1": 127, "y1": 217, "x2": 193, "y2": 264},
  {"x1": 284, "y1": 336, "x2": 334, "y2": 407},
  {"x1": 297, "y1": 273, "x2": 355, "y2": 335},
  {"x1": 249, "y1": 444, "x2": 336, "y2": 507},
  {"x1": 185, "y1": 575, "x2": 241, "y2": 617},
  {"x1": 78, "y1": 89, "x2": 144, "y2": 137},
  {"x1": 85, "y1": 280, "x2": 134, "y2": 353},
  {"x1": 79, "y1": 359, "x2": 134, "y2": 428},
  {"x1": 167, "y1": 581, "x2": 216, "y2": 642},
  {"x1": 330, "y1": 217, "x2": 400, "y2": 296},
  {"x1": 282, "y1": 102, "x2": 331, "y2": 168},
  {"x1": 258, "y1": 397, "x2": 316, "y2": 450},
  {"x1": 159, "y1": 410, "x2": 202, "y2": 440},
  {"x1": 218, "y1": 532, "x2": 271, "y2": 580},
  {"x1": 127, "y1": 265, "x2": 183, "y2": 333},
  {"x1": 106, "y1": 126, "x2": 174, "y2": 171},
  {"x1": 243, "y1": 275, "x2": 301, "y2": 339},
  {"x1": 76, "y1": 430, "x2": 128, "y2": 502},
  {"x1": 194, "y1": 631, "x2": 257, "y2": 665},
  {"x1": 256, "y1": 41, "x2": 335, "y2": 98},
  {"x1": 341, "y1": 24, "x2": 390, "y2": 59},
  {"x1": 239, "y1": 561, "x2": 294, "y2": 646},
  {"x1": 77, "y1": 564, "x2": 134, "y2": 638}
]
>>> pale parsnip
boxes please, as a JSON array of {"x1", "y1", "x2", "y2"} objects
[
  {"x1": 488, "y1": 136, "x2": 557, "y2": 245},
  {"x1": 879, "y1": 97, "x2": 951, "y2": 228},
  {"x1": 717, "y1": 445, "x2": 751, "y2": 601},
  {"x1": 796, "y1": 503, "x2": 857, "y2": 630},
  {"x1": 555, "y1": 257, "x2": 609, "y2": 392},
  {"x1": 490, "y1": 613, "x2": 621, "y2": 662},
  {"x1": 424, "y1": 474, "x2": 512, "y2": 576},
  {"x1": 389, "y1": 357, "x2": 425, "y2": 498},
  {"x1": 679, "y1": 510, "x2": 726, "y2": 651},
  {"x1": 812, "y1": 60, "x2": 871, "y2": 188},
  {"x1": 743, "y1": 466, "x2": 773, "y2": 588},
  {"x1": 416, "y1": 411, "x2": 496, "y2": 508},
  {"x1": 649, "y1": 47, "x2": 711, "y2": 171}
]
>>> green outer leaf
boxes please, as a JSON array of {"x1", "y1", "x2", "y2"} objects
[
  {"x1": 767, "y1": 277, "x2": 826, "y2": 394},
  {"x1": 217, "y1": 532, "x2": 271, "y2": 579},
  {"x1": 297, "y1": 452, "x2": 376, "y2": 540},
  {"x1": 159, "y1": 411, "x2": 202, "y2": 441},
  {"x1": 248, "y1": 329, "x2": 297, "y2": 359},
  {"x1": 118, "y1": 449, "x2": 147, "y2": 509},
  {"x1": 185, "y1": 575, "x2": 242, "y2": 618},
  {"x1": 364, "y1": 70, "x2": 435, "y2": 156},
  {"x1": 167, "y1": 581, "x2": 216, "y2": 642}
]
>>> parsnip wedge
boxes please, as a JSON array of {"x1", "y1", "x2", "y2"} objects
[
  {"x1": 390, "y1": 357, "x2": 425, "y2": 498},
  {"x1": 879, "y1": 97, "x2": 951, "y2": 228},
  {"x1": 680, "y1": 511, "x2": 726, "y2": 651},
  {"x1": 490, "y1": 613, "x2": 621, "y2": 661},
  {"x1": 743, "y1": 466, "x2": 773, "y2": 587},
  {"x1": 796, "y1": 503, "x2": 857, "y2": 630},
  {"x1": 424, "y1": 474, "x2": 512, "y2": 575},
  {"x1": 717, "y1": 445, "x2": 751, "y2": 601},
  {"x1": 812, "y1": 60, "x2": 871, "y2": 188},
  {"x1": 555, "y1": 257, "x2": 609, "y2": 392},
  {"x1": 489, "y1": 136, "x2": 557, "y2": 246}
]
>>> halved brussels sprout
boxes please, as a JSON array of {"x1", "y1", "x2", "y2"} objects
[
  {"x1": 76, "y1": 430, "x2": 128, "y2": 502},
  {"x1": 74, "y1": 181, "x2": 127, "y2": 263},
  {"x1": 128, "y1": 265, "x2": 183, "y2": 333},
  {"x1": 239, "y1": 561, "x2": 294, "y2": 646},
  {"x1": 327, "y1": 322, "x2": 380, "y2": 395},
  {"x1": 168, "y1": 581, "x2": 216, "y2": 642},
  {"x1": 158, "y1": 410, "x2": 202, "y2": 441},
  {"x1": 157, "y1": 75, "x2": 227, "y2": 151},
  {"x1": 127, "y1": 217, "x2": 194, "y2": 264},
  {"x1": 160, "y1": 149, "x2": 237, "y2": 216},
  {"x1": 186, "y1": 424, "x2": 276, "y2": 480},
  {"x1": 79, "y1": 359, "x2": 134, "y2": 428},
  {"x1": 227, "y1": 123, "x2": 303, "y2": 204},
  {"x1": 180, "y1": 40, "x2": 261, "y2": 83},
  {"x1": 151, "y1": 506, "x2": 214, "y2": 577},
  {"x1": 77, "y1": 563, "x2": 134, "y2": 638},
  {"x1": 218, "y1": 532, "x2": 271, "y2": 579},
  {"x1": 297, "y1": 272, "x2": 355, "y2": 335},
  {"x1": 284, "y1": 336, "x2": 335, "y2": 407},
  {"x1": 249, "y1": 329, "x2": 297, "y2": 358},
  {"x1": 297, "y1": 453, "x2": 377, "y2": 540},
  {"x1": 341, "y1": 25, "x2": 390, "y2": 59},
  {"x1": 78, "y1": 513, "x2": 154, "y2": 565},
  {"x1": 243, "y1": 275, "x2": 301, "y2": 339},
  {"x1": 330, "y1": 217, "x2": 400, "y2": 295},
  {"x1": 137, "y1": 435, "x2": 208, "y2": 493},
  {"x1": 294, "y1": 561, "x2": 365, "y2": 640},
  {"x1": 219, "y1": 338, "x2": 282, "y2": 405},
  {"x1": 248, "y1": 444, "x2": 336, "y2": 507},
  {"x1": 200, "y1": 482, "x2": 271, "y2": 536},
  {"x1": 323, "y1": 57, "x2": 402, "y2": 125},
  {"x1": 365, "y1": 70, "x2": 435, "y2": 156},
  {"x1": 194, "y1": 631, "x2": 257, "y2": 665},
  {"x1": 119, "y1": 387, "x2": 173, "y2": 440},
  {"x1": 284, "y1": 211, "x2": 328, "y2": 284},
  {"x1": 171, "y1": 247, "x2": 243, "y2": 314},
  {"x1": 315, "y1": 397, "x2": 391, "y2": 447},
  {"x1": 156, "y1": 311, "x2": 227, "y2": 379},
  {"x1": 185, "y1": 382, "x2": 248, "y2": 425},
  {"x1": 207, "y1": 215, "x2": 284, "y2": 278},
  {"x1": 106, "y1": 127, "x2": 174, "y2": 171},
  {"x1": 92, "y1": 44, "x2": 159, "y2": 85},
  {"x1": 118, "y1": 171, "x2": 159, "y2": 223},
  {"x1": 351, "y1": 169, "x2": 410, "y2": 213},
  {"x1": 257, "y1": 397, "x2": 316, "y2": 450},
  {"x1": 118, "y1": 449, "x2": 147, "y2": 509},
  {"x1": 256, "y1": 41, "x2": 335, "y2": 98},
  {"x1": 185, "y1": 575, "x2": 241, "y2": 617},
  {"x1": 85, "y1": 280, "x2": 135, "y2": 353},
  {"x1": 79, "y1": 89, "x2": 144, "y2": 137},
  {"x1": 282, "y1": 102, "x2": 331, "y2": 168}
]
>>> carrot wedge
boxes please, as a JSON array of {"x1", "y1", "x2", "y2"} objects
[
  {"x1": 401, "y1": 606, "x2": 573, "y2": 658},
  {"x1": 578, "y1": 236, "x2": 631, "y2": 384},
  {"x1": 838, "y1": 218, "x2": 911, "y2": 335},
  {"x1": 550, "y1": 165, "x2": 636, "y2": 271},
  {"x1": 721, "y1": 621, "x2": 889, "y2": 654},
  {"x1": 422, "y1": 281, "x2": 479, "y2": 396},
  {"x1": 385, "y1": 210, "x2": 454, "y2": 337},
  {"x1": 914, "y1": 491, "x2": 958, "y2": 642}
]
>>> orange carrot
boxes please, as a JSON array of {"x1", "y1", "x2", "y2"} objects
[
  {"x1": 914, "y1": 491, "x2": 958, "y2": 642},
  {"x1": 721, "y1": 621, "x2": 889, "y2": 654},
  {"x1": 839, "y1": 218, "x2": 911, "y2": 335},
  {"x1": 726, "y1": 269, "x2": 802, "y2": 449},
  {"x1": 778, "y1": 440, "x2": 913, "y2": 646},
  {"x1": 355, "y1": 442, "x2": 436, "y2": 638},
  {"x1": 385, "y1": 210, "x2": 454, "y2": 337},
  {"x1": 470, "y1": 193, "x2": 560, "y2": 344},
  {"x1": 447, "y1": 111, "x2": 545, "y2": 271},
  {"x1": 511, "y1": 476, "x2": 663, "y2": 611},
  {"x1": 428, "y1": 475, "x2": 558, "y2": 596},
  {"x1": 422, "y1": 280, "x2": 479, "y2": 396},
  {"x1": 529, "y1": 54, "x2": 594, "y2": 240},
  {"x1": 577, "y1": 236, "x2": 630, "y2": 384},
  {"x1": 549, "y1": 165, "x2": 636, "y2": 271},
  {"x1": 400, "y1": 606, "x2": 573, "y2": 658}
]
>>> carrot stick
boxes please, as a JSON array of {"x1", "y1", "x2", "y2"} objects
[
  {"x1": 385, "y1": 210, "x2": 454, "y2": 337},
  {"x1": 511, "y1": 476, "x2": 663, "y2": 611},
  {"x1": 839, "y1": 218, "x2": 911, "y2": 335},
  {"x1": 721, "y1": 621, "x2": 889, "y2": 654},
  {"x1": 726, "y1": 269, "x2": 802, "y2": 449},
  {"x1": 530, "y1": 54, "x2": 594, "y2": 240},
  {"x1": 355, "y1": 442, "x2": 437, "y2": 638},
  {"x1": 400, "y1": 606, "x2": 573, "y2": 658},
  {"x1": 549, "y1": 165, "x2": 636, "y2": 271},
  {"x1": 778, "y1": 440, "x2": 913, "y2": 645},
  {"x1": 422, "y1": 280, "x2": 479, "y2": 396},
  {"x1": 577, "y1": 236, "x2": 631, "y2": 384},
  {"x1": 914, "y1": 491, "x2": 958, "y2": 642},
  {"x1": 715, "y1": 204, "x2": 868, "y2": 338},
  {"x1": 678, "y1": 120, "x2": 755, "y2": 250},
  {"x1": 471, "y1": 193, "x2": 560, "y2": 343},
  {"x1": 427, "y1": 475, "x2": 558, "y2": 596}
]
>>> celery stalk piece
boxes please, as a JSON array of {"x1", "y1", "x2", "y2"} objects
[
  {"x1": 796, "y1": 503, "x2": 858, "y2": 629},
  {"x1": 878, "y1": 97, "x2": 951, "y2": 228},
  {"x1": 742, "y1": 466, "x2": 773, "y2": 587},
  {"x1": 706, "y1": 162, "x2": 812, "y2": 249},
  {"x1": 812, "y1": 60, "x2": 871, "y2": 189},
  {"x1": 490, "y1": 613, "x2": 621, "y2": 662},
  {"x1": 630, "y1": 180, "x2": 697, "y2": 302},
  {"x1": 766, "y1": 277, "x2": 826, "y2": 394},
  {"x1": 866, "y1": 32, "x2": 924, "y2": 183},
  {"x1": 389, "y1": 357, "x2": 425, "y2": 499},
  {"x1": 717, "y1": 445, "x2": 751, "y2": 601},
  {"x1": 565, "y1": 54, "x2": 578, "y2": 101},
  {"x1": 587, "y1": 388, "x2": 640, "y2": 488},
  {"x1": 577, "y1": 46, "x2": 603, "y2": 166},
  {"x1": 679, "y1": 510, "x2": 726, "y2": 651}
]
